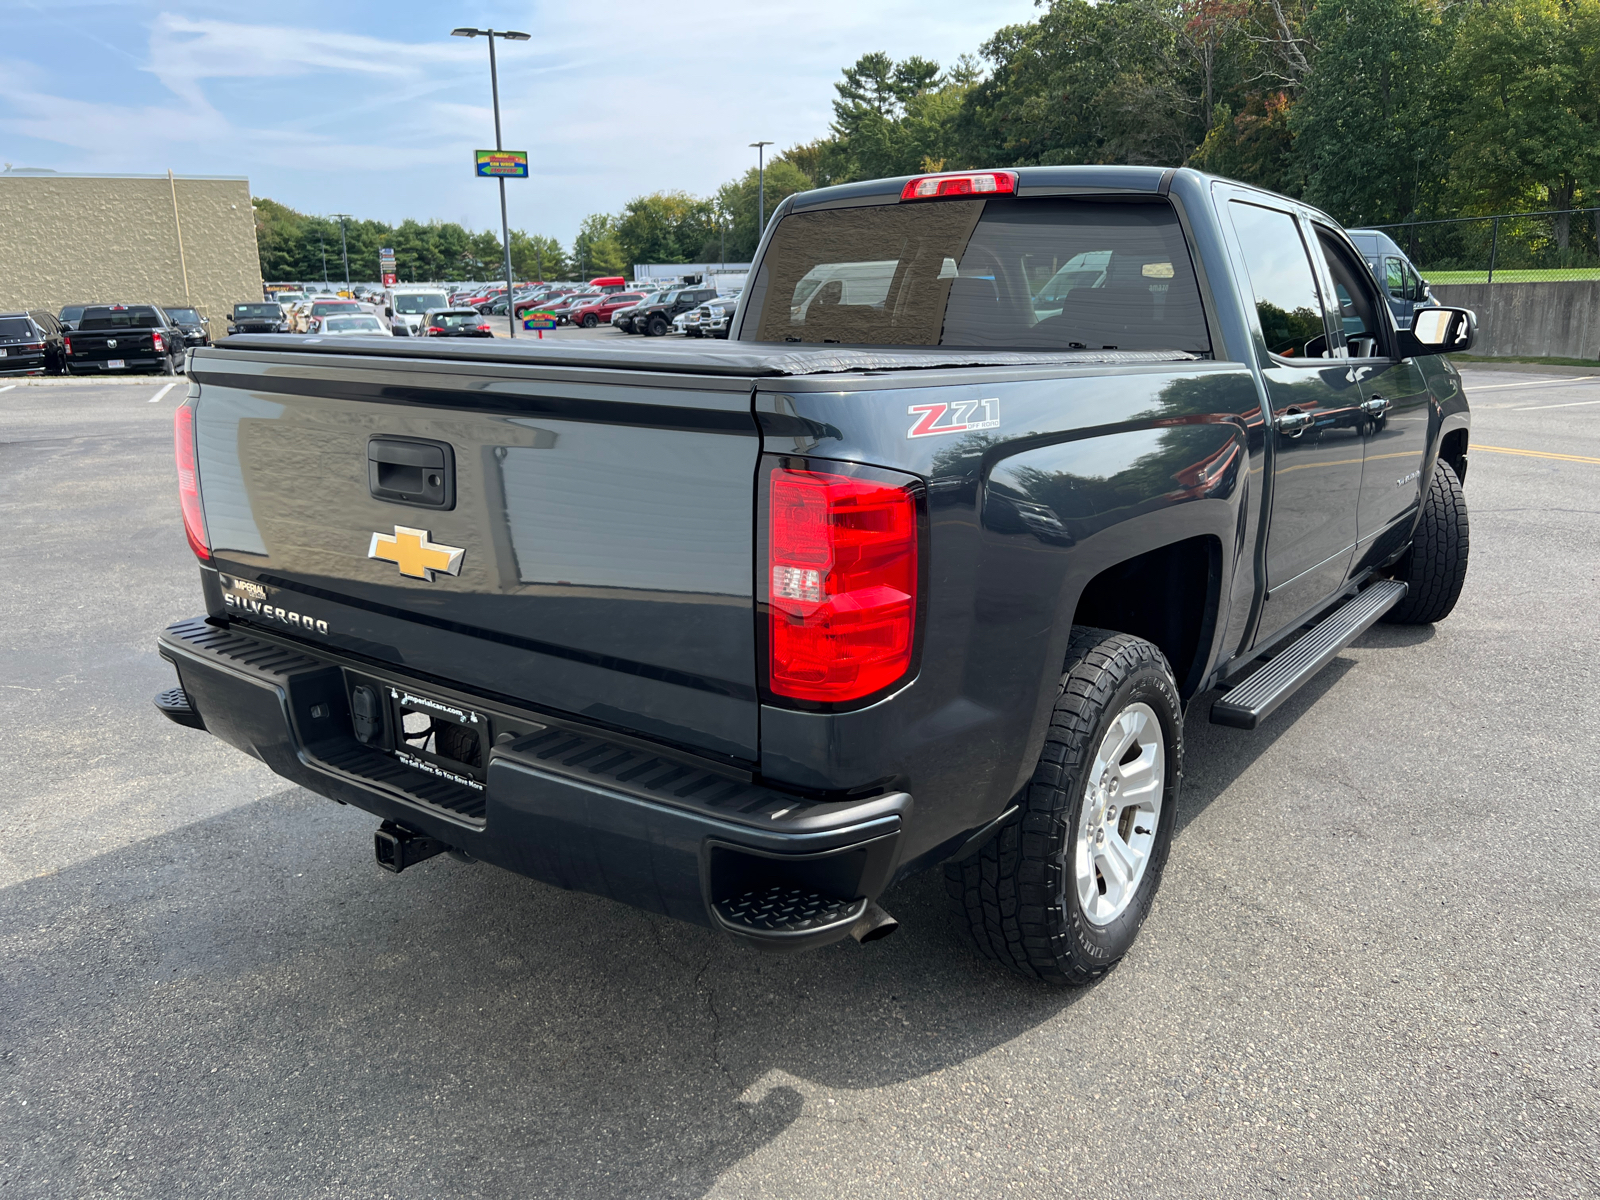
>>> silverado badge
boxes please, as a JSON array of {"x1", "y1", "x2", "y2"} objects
[{"x1": 368, "y1": 526, "x2": 464, "y2": 581}]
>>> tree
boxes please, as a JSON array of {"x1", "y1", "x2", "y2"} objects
[
  {"x1": 510, "y1": 232, "x2": 569, "y2": 282},
  {"x1": 714, "y1": 161, "x2": 815, "y2": 261},
  {"x1": 1448, "y1": 0, "x2": 1600, "y2": 249},
  {"x1": 572, "y1": 213, "x2": 627, "y2": 278},
  {"x1": 1291, "y1": 0, "x2": 1451, "y2": 226}
]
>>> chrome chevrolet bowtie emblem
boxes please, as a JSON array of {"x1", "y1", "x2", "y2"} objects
[{"x1": 368, "y1": 526, "x2": 464, "y2": 581}]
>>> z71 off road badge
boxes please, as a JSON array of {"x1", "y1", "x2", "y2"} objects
[
  {"x1": 368, "y1": 526, "x2": 465, "y2": 581},
  {"x1": 907, "y1": 397, "x2": 999, "y2": 438}
]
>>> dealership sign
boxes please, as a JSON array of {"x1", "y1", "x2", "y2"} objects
[{"x1": 476, "y1": 151, "x2": 529, "y2": 178}]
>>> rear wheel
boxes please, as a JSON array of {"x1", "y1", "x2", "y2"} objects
[
  {"x1": 1382, "y1": 459, "x2": 1469, "y2": 624},
  {"x1": 159, "y1": 354, "x2": 176, "y2": 376},
  {"x1": 647, "y1": 315, "x2": 669, "y2": 337},
  {"x1": 946, "y1": 629, "x2": 1182, "y2": 985},
  {"x1": 582, "y1": 313, "x2": 598, "y2": 328}
]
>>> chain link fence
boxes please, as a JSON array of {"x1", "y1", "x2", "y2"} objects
[{"x1": 1367, "y1": 208, "x2": 1600, "y2": 284}]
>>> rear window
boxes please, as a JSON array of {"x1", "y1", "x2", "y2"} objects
[
  {"x1": 431, "y1": 312, "x2": 481, "y2": 327},
  {"x1": 78, "y1": 306, "x2": 162, "y2": 329},
  {"x1": 0, "y1": 317, "x2": 34, "y2": 339},
  {"x1": 748, "y1": 197, "x2": 1209, "y2": 353},
  {"x1": 310, "y1": 301, "x2": 360, "y2": 316},
  {"x1": 323, "y1": 315, "x2": 385, "y2": 333}
]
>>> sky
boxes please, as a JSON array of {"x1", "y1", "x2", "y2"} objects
[{"x1": 1, "y1": 0, "x2": 1040, "y2": 244}]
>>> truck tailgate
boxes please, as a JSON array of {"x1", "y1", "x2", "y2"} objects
[{"x1": 188, "y1": 347, "x2": 761, "y2": 762}]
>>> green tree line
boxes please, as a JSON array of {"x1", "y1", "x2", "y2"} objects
[{"x1": 258, "y1": 0, "x2": 1600, "y2": 282}]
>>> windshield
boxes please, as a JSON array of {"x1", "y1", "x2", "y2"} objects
[
  {"x1": 165, "y1": 308, "x2": 202, "y2": 323},
  {"x1": 311, "y1": 301, "x2": 360, "y2": 316},
  {"x1": 393, "y1": 293, "x2": 448, "y2": 314},
  {"x1": 0, "y1": 317, "x2": 34, "y2": 339},
  {"x1": 79, "y1": 306, "x2": 162, "y2": 329},
  {"x1": 58, "y1": 306, "x2": 85, "y2": 322},
  {"x1": 323, "y1": 316, "x2": 385, "y2": 333},
  {"x1": 750, "y1": 197, "x2": 1210, "y2": 352},
  {"x1": 275, "y1": 294, "x2": 305, "y2": 304},
  {"x1": 235, "y1": 305, "x2": 280, "y2": 320}
]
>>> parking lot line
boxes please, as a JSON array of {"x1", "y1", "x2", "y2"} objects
[
  {"x1": 1468, "y1": 376, "x2": 1598, "y2": 392},
  {"x1": 1474, "y1": 444, "x2": 1600, "y2": 464},
  {"x1": 148, "y1": 382, "x2": 178, "y2": 404},
  {"x1": 1512, "y1": 397, "x2": 1600, "y2": 411},
  {"x1": 0, "y1": 384, "x2": 15, "y2": 393}
]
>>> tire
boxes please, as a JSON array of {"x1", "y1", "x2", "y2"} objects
[
  {"x1": 582, "y1": 314, "x2": 598, "y2": 328},
  {"x1": 1382, "y1": 459, "x2": 1469, "y2": 625},
  {"x1": 647, "y1": 315, "x2": 669, "y2": 337},
  {"x1": 160, "y1": 354, "x2": 176, "y2": 376},
  {"x1": 946, "y1": 628, "x2": 1183, "y2": 985}
]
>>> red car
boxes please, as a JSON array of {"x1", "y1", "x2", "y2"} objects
[{"x1": 567, "y1": 292, "x2": 645, "y2": 328}]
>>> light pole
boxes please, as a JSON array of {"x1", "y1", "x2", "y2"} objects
[
  {"x1": 331, "y1": 214, "x2": 352, "y2": 295},
  {"x1": 749, "y1": 141, "x2": 773, "y2": 239},
  {"x1": 453, "y1": 26, "x2": 530, "y2": 335}
]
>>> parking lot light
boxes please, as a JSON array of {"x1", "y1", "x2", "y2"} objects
[{"x1": 750, "y1": 141, "x2": 773, "y2": 237}]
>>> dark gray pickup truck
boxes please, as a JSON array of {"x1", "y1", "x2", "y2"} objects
[{"x1": 155, "y1": 167, "x2": 1473, "y2": 983}]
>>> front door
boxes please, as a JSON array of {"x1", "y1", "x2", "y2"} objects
[
  {"x1": 1313, "y1": 227, "x2": 1435, "y2": 574},
  {"x1": 1226, "y1": 198, "x2": 1368, "y2": 643}
]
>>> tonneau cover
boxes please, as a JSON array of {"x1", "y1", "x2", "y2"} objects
[{"x1": 213, "y1": 334, "x2": 1197, "y2": 377}]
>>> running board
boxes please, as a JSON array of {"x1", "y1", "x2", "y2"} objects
[{"x1": 1211, "y1": 580, "x2": 1408, "y2": 730}]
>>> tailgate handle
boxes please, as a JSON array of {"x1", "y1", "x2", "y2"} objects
[{"x1": 368, "y1": 436, "x2": 455, "y2": 509}]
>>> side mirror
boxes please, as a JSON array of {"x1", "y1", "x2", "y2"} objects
[
  {"x1": 201, "y1": 315, "x2": 210, "y2": 324},
  {"x1": 1398, "y1": 306, "x2": 1475, "y2": 357}
]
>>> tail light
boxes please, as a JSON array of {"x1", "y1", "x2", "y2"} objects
[
  {"x1": 173, "y1": 403, "x2": 210, "y2": 562},
  {"x1": 766, "y1": 465, "x2": 920, "y2": 703},
  {"x1": 477, "y1": 323, "x2": 494, "y2": 332},
  {"x1": 900, "y1": 170, "x2": 1017, "y2": 201},
  {"x1": 64, "y1": 336, "x2": 73, "y2": 356},
  {"x1": 152, "y1": 331, "x2": 165, "y2": 353}
]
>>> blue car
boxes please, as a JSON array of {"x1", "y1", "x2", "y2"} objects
[{"x1": 1347, "y1": 229, "x2": 1436, "y2": 329}]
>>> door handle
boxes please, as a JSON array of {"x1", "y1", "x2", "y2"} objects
[
  {"x1": 1361, "y1": 395, "x2": 1391, "y2": 416},
  {"x1": 1274, "y1": 409, "x2": 1314, "y2": 436}
]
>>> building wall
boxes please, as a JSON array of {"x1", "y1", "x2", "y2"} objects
[
  {"x1": 1432, "y1": 281, "x2": 1600, "y2": 361},
  {"x1": 0, "y1": 173, "x2": 263, "y2": 324}
]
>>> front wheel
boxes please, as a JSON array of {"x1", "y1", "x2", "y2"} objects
[
  {"x1": 946, "y1": 629, "x2": 1183, "y2": 985},
  {"x1": 1382, "y1": 459, "x2": 1469, "y2": 624},
  {"x1": 647, "y1": 315, "x2": 669, "y2": 337},
  {"x1": 582, "y1": 314, "x2": 598, "y2": 328}
]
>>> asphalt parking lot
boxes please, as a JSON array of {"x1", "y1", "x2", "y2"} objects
[{"x1": 1, "y1": 366, "x2": 1596, "y2": 1198}]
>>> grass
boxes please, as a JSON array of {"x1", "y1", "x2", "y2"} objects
[
  {"x1": 1429, "y1": 268, "x2": 1600, "y2": 284},
  {"x1": 1451, "y1": 353, "x2": 1600, "y2": 368}
]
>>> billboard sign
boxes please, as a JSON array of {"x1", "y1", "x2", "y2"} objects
[
  {"x1": 476, "y1": 151, "x2": 529, "y2": 178},
  {"x1": 521, "y1": 311, "x2": 559, "y2": 331}
]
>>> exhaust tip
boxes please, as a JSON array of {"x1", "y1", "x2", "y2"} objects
[{"x1": 849, "y1": 901, "x2": 899, "y2": 944}]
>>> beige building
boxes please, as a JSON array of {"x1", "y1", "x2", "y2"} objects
[{"x1": 0, "y1": 171, "x2": 263, "y2": 324}]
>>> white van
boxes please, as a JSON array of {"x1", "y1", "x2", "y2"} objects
[{"x1": 382, "y1": 285, "x2": 452, "y2": 336}]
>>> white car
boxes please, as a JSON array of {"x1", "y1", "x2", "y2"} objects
[{"x1": 311, "y1": 314, "x2": 393, "y2": 337}]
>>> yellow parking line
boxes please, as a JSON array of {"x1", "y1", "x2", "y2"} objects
[{"x1": 1475, "y1": 444, "x2": 1600, "y2": 465}]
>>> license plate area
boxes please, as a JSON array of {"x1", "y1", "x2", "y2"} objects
[
  {"x1": 107, "y1": 358, "x2": 125, "y2": 369},
  {"x1": 386, "y1": 686, "x2": 488, "y2": 787}
]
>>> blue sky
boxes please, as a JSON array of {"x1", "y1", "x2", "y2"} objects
[{"x1": 2, "y1": 0, "x2": 1039, "y2": 244}]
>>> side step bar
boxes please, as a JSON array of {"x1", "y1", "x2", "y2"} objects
[{"x1": 1211, "y1": 580, "x2": 1408, "y2": 730}]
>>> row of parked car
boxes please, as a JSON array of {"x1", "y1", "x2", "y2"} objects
[{"x1": 0, "y1": 303, "x2": 210, "y2": 376}]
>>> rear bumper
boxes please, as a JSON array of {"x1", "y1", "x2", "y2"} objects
[{"x1": 157, "y1": 616, "x2": 909, "y2": 952}]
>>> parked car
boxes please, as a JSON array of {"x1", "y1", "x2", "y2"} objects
[
  {"x1": 162, "y1": 307, "x2": 212, "y2": 350},
  {"x1": 610, "y1": 290, "x2": 671, "y2": 333},
  {"x1": 421, "y1": 309, "x2": 496, "y2": 338},
  {"x1": 382, "y1": 287, "x2": 452, "y2": 336},
  {"x1": 630, "y1": 287, "x2": 719, "y2": 336},
  {"x1": 702, "y1": 296, "x2": 740, "y2": 340},
  {"x1": 0, "y1": 310, "x2": 66, "y2": 375},
  {"x1": 1346, "y1": 230, "x2": 1437, "y2": 329},
  {"x1": 568, "y1": 292, "x2": 645, "y2": 328},
  {"x1": 512, "y1": 287, "x2": 577, "y2": 320},
  {"x1": 65, "y1": 304, "x2": 186, "y2": 375},
  {"x1": 546, "y1": 294, "x2": 603, "y2": 325},
  {"x1": 228, "y1": 303, "x2": 289, "y2": 335},
  {"x1": 158, "y1": 165, "x2": 1475, "y2": 983},
  {"x1": 311, "y1": 314, "x2": 393, "y2": 337},
  {"x1": 57, "y1": 304, "x2": 92, "y2": 332}
]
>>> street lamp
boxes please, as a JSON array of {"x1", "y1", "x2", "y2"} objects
[
  {"x1": 749, "y1": 141, "x2": 773, "y2": 238},
  {"x1": 453, "y1": 27, "x2": 530, "y2": 335},
  {"x1": 331, "y1": 214, "x2": 352, "y2": 295}
]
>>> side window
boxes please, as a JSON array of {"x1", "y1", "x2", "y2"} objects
[
  {"x1": 1384, "y1": 258, "x2": 1405, "y2": 298},
  {"x1": 1315, "y1": 229, "x2": 1387, "y2": 358},
  {"x1": 1228, "y1": 201, "x2": 1328, "y2": 359}
]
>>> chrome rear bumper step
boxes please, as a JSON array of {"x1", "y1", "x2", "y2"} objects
[{"x1": 1211, "y1": 580, "x2": 1408, "y2": 730}]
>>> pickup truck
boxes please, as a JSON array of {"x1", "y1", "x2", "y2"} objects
[
  {"x1": 154, "y1": 166, "x2": 1474, "y2": 984},
  {"x1": 66, "y1": 304, "x2": 187, "y2": 375}
]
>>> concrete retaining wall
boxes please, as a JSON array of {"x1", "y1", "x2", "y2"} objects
[
  {"x1": 0, "y1": 173, "x2": 263, "y2": 323},
  {"x1": 1432, "y1": 281, "x2": 1600, "y2": 361}
]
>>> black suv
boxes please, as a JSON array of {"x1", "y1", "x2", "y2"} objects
[
  {"x1": 0, "y1": 311, "x2": 67, "y2": 375},
  {"x1": 630, "y1": 287, "x2": 718, "y2": 336},
  {"x1": 228, "y1": 304, "x2": 288, "y2": 336},
  {"x1": 162, "y1": 307, "x2": 212, "y2": 350}
]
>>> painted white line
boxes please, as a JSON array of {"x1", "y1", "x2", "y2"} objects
[
  {"x1": 1513, "y1": 397, "x2": 1600, "y2": 411},
  {"x1": 0, "y1": 384, "x2": 15, "y2": 394},
  {"x1": 1468, "y1": 375, "x2": 1598, "y2": 392},
  {"x1": 148, "y1": 382, "x2": 178, "y2": 404}
]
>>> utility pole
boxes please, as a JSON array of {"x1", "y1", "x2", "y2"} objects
[
  {"x1": 749, "y1": 141, "x2": 773, "y2": 237},
  {"x1": 331, "y1": 214, "x2": 352, "y2": 295},
  {"x1": 453, "y1": 26, "x2": 530, "y2": 334}
]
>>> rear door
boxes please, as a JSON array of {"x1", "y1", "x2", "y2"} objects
[{"x1": 190, "y1": 349, "x2": 762, "y2": 762}]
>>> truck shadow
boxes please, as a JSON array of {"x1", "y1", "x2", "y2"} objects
[{"x1": 3, "y1": 650, "x2": 1374, "y2": 1199}]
